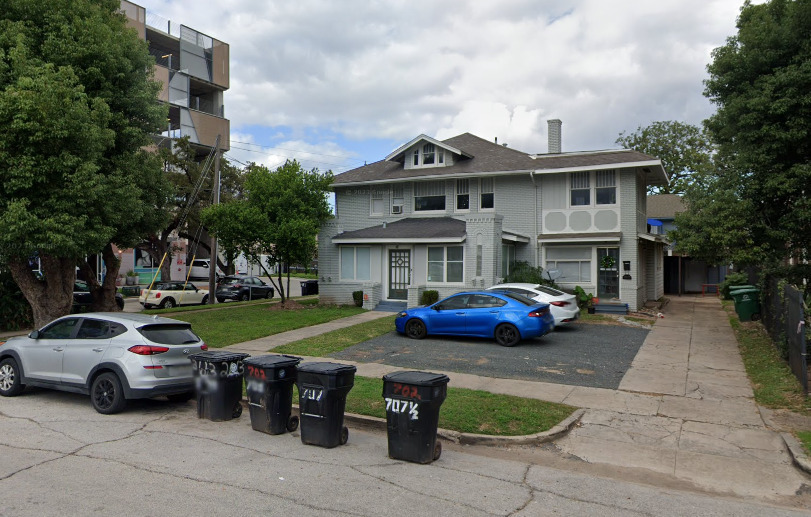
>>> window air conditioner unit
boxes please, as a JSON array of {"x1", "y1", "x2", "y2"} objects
[{"x1": 391, "y1": 205, "x2": 403, "y2": 214}]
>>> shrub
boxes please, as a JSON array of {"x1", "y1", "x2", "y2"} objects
[
  {"x1": 573, "y1": 285, "x2": 594, "y2": 311},
  {"x1": 352, "y1": 290, "x2": 363, "y2": 307},
  {"x1": 421, "y1": 290, "x2": 439, "y2": 306},
  {"x1": 719, "y1": 272, "x2": 749, "y2": 299},
  {"x1": 0, "y1": 270, "x2": 34, "y2": 331},
  {"x1": 503, "y1": 261, "x2": 558, "y2": 287}
]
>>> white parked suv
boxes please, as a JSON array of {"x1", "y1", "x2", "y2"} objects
[
  {"x1": 189, "y1": 258, "x2": 224, "y2": 280},
  {"x1": 487, "y1": 283, "x2": 580, "y2": 327}
]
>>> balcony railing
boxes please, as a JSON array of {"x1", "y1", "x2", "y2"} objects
[{"x1": 145, "y1": 12, "x2": 180, "y2": 37}]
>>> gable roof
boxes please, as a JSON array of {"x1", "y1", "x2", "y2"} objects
[
  {"x1": 384, "y1": 134, "x2": 472, "y2": 162},
  {"x1": 647, "y1": 194, "x2": 686, "y2": 219},
  {"x1": 333, "y1": 132, "x2": 667, "y2": 186}
]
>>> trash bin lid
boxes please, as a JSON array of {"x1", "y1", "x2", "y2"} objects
[
  {"x1": 188, "y1": 350, "x2": 250, "y2": 362},
  {"x1": 244, "y1": 354, "x2": 301, "y2": 368},
  {"x1": 297, "y1": 361, "x2": 357, "y2": 375},
  {"x1": 735, "y1": 287, "x2": 759, "y2": 294},
  {"x1": 383, "y1": 371, "x2": 450, "y2": 387}
]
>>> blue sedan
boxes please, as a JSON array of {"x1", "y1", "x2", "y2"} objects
[{"x1": 395, "y1": 291, "x2": 555, "y2": 347}]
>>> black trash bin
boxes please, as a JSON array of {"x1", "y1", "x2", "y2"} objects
[
  {"x1": 189, "y1": 351, "x2": 250, "y2": 421},
  {"x1": 244, "y1": 354, "x2": 302, "y2": 435},
  {"x1": 300, "y1": 280, "x2": 319, "y2": 296},
  {"x1": 382, "y1": 371, "x2": 449, "y2": 464},
  {"x1": 296, "y1": 362, "x2": 356, "y2": 448}
]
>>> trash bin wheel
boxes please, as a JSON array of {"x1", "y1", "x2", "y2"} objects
[
  {"x1": 433, "y1": 441, "x2": 442, "y2": 461},
  {"x1": 340, "y1": 426, "x2": 349, "y2": 445},
  {"x1": 751, "y1": 312, "x2": 761, "y2": 321},
  {"x1": 287, "y1": 415, "x2": 299, "y2": 432},
  {"x1": 232, "y1": 402, "x2": 243, "y2": 418}
]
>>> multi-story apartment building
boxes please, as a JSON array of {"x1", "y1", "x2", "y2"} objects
[
  {"x1": 118, "y1": 0, "x2": 229, "y2": 282},
  {"x1": 319, "y1": 121, "x2": 669, "y2": 312}
]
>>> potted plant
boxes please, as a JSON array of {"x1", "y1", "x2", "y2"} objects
[
  {"x1": 352, "y1": 290, "x2": 364, "y2": 307},
  {"x1": 125, "y1": 270, "x2": 138, "y2": 286},
  {"x1": 573, "y1": 286, "x2": 595, "y2": 313}
]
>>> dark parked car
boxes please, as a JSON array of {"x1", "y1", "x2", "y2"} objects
[
  {"x1": 216, "y1": 276, "x2": 274, "y2": 302},
  {"x1": 74, "y1": 280, "x2": 124, "y2": 311},
  {"x1": 0, "y1": 313, "x2": 207, "y2": 414},
  {"x1": 395, "y1": 291, "x2": 555, "y2": 347}
]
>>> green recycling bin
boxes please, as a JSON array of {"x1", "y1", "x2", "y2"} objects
[
  {"x1": 730, "y1": 287, "x2": 760, "y2": 321},
  {"x1": 727, "y1": 284, "x2": 755, "y2": 302}
]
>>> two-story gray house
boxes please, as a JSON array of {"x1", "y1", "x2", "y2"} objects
[{"x1": 318, "y1": 121, "x2": 669, "y2": 312}]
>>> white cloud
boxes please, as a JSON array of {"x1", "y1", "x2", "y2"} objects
[{"x1": 143, "y1": 0, "x2": 745, "y2": 159}]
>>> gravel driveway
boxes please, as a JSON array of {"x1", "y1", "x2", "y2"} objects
[{"x1": 330, "y1": 323, "x2": 649, "y2": 389}]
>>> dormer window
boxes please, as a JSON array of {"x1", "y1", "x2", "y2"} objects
[{"x1": 422, "y1": 143, "x2": 435, "y2": 165}]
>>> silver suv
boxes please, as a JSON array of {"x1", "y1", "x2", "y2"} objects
[{"x1": 0, "y1": 313, "x2": 207, "y2": 414}]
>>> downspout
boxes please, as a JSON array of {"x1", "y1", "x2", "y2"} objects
[{"x1": 530, "y1": 170, "x2": 539, "y2": 267}]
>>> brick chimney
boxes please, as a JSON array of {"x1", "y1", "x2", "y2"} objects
[{"x1": 547, "y1": 119, "x2": 562, "y2": 154}]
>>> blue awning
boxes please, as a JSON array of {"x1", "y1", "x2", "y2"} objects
[{"x1": 647, "y1": 218, "x2": 663, "y2": 227}]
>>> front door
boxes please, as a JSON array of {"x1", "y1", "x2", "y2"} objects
[
  {"x1": 597, "y1": 247, "x2": 620, "y2": 300},
  {"x1": 388, "y1": 249, "x2": 410, "y2": 300}
]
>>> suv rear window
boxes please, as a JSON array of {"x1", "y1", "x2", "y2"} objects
[
  {"x1": 137, "y1": 324, "x2": 201, "y2": 345},
  {"x1": 219, "y1": 277, "x2": 241, "y2": 285}
]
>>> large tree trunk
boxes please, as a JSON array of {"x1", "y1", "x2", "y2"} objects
[
  {"x1": 79, "y1": 243, "x2": 122, "y2": 312},
  {"x1": 8, "y1": 255, "x2": 75, "y2": 329}
]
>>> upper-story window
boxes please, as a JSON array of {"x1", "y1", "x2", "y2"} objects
[
  {"x1": 391, "y1": 185, "x2": 404, "y2": 214},
  {"x1": 456, "y1": 179, "x2": 469, "y2": 211},
  {"x1": 370, "y1": 188, "x2": 386, "y2": 215},
  {"x1": 480, "y1": 178, "x2": 494, "y2": 210},
  {"x1": 570, "y1": 170, "x2": 616, "y2": 207},
  {"x1": 414, "y1": 181, "x2": 445, "y2": 211},
  {"x1": 411, "y1": 142, "x2": 446, "y2": 167}
]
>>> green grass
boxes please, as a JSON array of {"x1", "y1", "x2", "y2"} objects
[
  {"x1": 797, "y1": 431, "x2": 811, "y2": 456},
  {"x1": 723, "y1": 302, "x2": 810, "y2": 415},
  {"x1": 275, "y1": 315, "x2": 397, "y2": 356},
  {"x1": 288, "y1": 376, "x2": 576, "y2": 436},
  {"x1": 167, "y1": 302, "x2": 366, "y2": 348}
]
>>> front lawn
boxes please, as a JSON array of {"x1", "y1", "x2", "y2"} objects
[
  {"x1": 167, "y1": 302, "x2": 366, "y2": 347},
  {"x1": 275, "y1": 315, "x2": 396, "y2": 356}
]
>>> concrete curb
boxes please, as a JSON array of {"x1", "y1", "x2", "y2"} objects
[
  {"x1": 780, "y1": 432, "x2": 811, "y2": 475},
  {"x1": 255, "y1": 401, "x2": 585, "y2": 446}
]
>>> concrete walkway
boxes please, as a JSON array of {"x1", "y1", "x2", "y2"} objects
[{"x1": 224, "y1": 295, "x2": 811, "y2": 502}]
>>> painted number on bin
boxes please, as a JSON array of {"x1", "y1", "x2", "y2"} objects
[
  {"x1": 246, "y1": 365, "x2": 266, "y2": 380},
  {"x1": 385, "y1": 398, "x2": 419, "y2": 420},
  {"x1": 391, "y1": 383, "x2": 421, "y2": 400},
  {"x1": 301, "y1": 387, "x2": 323, "y2": 402}
]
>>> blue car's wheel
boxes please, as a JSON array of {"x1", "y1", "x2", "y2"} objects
[
  {"x1": 405, "y1": 319, "x2": 427, "y2": 339},
  {"x1": 495, "y1": 324, "x2": 520, "y2": 347}
]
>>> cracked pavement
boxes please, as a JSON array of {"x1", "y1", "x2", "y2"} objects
[{"x1": 1, "y1": 391, "x2": 810, "y2": 516}]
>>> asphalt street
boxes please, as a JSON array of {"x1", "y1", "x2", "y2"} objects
[
  {"x1": 330, "y1": 323, "x2": 649, "y2": 389},
  {"x1": 1, "y1": 390, "x2": 808, "y2": 517}
]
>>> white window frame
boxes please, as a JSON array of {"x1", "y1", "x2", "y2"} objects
[
  {"x1": 480, "y1": 178, "x2": 494, "y2": 211},
  {"x1": 340, "y1": 246, "x2": 371, "y2": 281},
  {"x1": 544, "y1": 246, "x2": 592, "y2": 283},
  {"x1": 414, "y1": 180, "x2": 446, "y2": 213},
  {"x1": 370, "y1": 188, "x2": 386, "y2": 216},
  {"x1": 391, "y1": 184, "x2": 404, "y2": 214},
  {"x1": 427, "y1": 245, "x2": 464, "y2": 284},
  {"x1": 455, "y1": 179, "x2": 470, "y2": 212},
  {"x1": 569, "y1": 170, "x2": 618, "y2": 208}
]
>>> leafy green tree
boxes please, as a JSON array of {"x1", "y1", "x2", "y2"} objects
[
  {"x1": 139, "y1": 137, "x2": 244, "y2": 283},
  {"x1": 687, "y1": 0, "x2": 811, "y2": 280},
  {"x1": 203, "y1": 160, "x2": 333, "y2": 304},
  {"x1": 0, "y1": 0, "x2": 168, "y2": 326},
  {"x1": 616, "y1": 121, "x2": 714, "y2": 195}
]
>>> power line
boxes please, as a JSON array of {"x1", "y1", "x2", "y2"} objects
[
  {"x1": 229, "y1": 139, "x2": 367, "y2": 162},
  {"x1": 225, "y1": 145, "x2": 359, "y2": 170}
]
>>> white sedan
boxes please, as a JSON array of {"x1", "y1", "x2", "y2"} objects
[
  {"x1": 139, "y1": 282, "x2": 209, "y2": 309},
  {"x1": 487, "y1": 283, "x2": 580, "y2": 327}
]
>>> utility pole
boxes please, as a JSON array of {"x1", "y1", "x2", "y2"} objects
[{"x1": 208, "y1": 139, "x2": 221, "y2": 304}]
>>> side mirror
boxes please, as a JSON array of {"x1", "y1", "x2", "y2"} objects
[
  {"x1": 29, "y1": 330, "x2": 40, "y2": 339},
  {"x1": 433, "y1": 305, "x2": 441, "y2": 311}
]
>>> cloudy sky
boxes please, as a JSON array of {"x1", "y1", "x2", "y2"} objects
[{"x1": 135, "y1": 0, "x2": 747, "y2": 175}]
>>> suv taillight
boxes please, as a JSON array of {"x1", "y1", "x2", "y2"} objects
[
  {"x1": 201, "y1": 343, "x2": 208, "y2": 351},
  {"x1": 128, "y1": 345, "x2": 170, "y2": 355}
]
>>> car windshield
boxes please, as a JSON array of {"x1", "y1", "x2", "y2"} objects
[
  {"x1": 499, "y1": 292, "x2": 538, "y2": 306},
  {"x1": 137, "y1": 324, "x2": 200, "y2": 345},
  {"x1": 534, "y1": 285, "x2": 566, "y2": 296}
]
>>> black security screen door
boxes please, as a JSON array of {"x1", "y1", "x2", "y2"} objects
[
  {"x1": 597, "y1": 247, "x2": 619, "y2": 299},
  {"x1": 389, "y1": 250, "x2": 410, "y2": 300}
]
